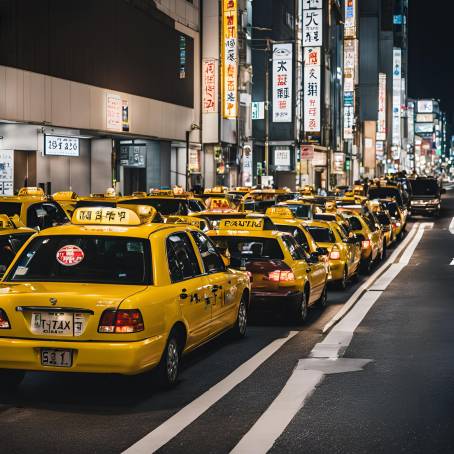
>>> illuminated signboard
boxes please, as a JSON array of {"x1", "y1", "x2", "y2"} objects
[{"x1": 44, "y1": 135, "x2": 80, "y2": 157}]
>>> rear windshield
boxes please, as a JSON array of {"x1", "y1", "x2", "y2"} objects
[
  {"x1": 368, "y1": 188, "x2": 403, "y2": 206},
  {"x1": 409, "y1": 179, "x2": 439, "y2": 196},
  {"x1": 282, "y1": 204, "x2": 311, "y2": 219},
  {"x1": 275, "y1": 225, "x2": 309, "y2": 250},
  {"x1": 210, "y1": 236, "x2": 284, "y2": 262},
  {"x1": 121, "y1": 198, "x2": 186, "y2": 215},
  {"x1": 306, "y1": 227, "x2": 336, "y2": 243},
  {"x1": 75, "y1": 201, "x2": 117, "y2": 208},
  {"x1": 382, "y1": 202, "x2": 398, "y2": 218},
  {"x1": 0, "y1": 202, "x2": 22, "y2": 217},
  {"x1": 7, "y1": 235, "x2": 152, "y2": 285},
  {"x1": 376, "y1": 213, "x2": 390, "y2": 225}
]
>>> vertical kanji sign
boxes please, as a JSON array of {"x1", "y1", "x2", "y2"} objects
[
  {"x1": 202, "y1": 58, "x2": 218, "y2": 113},
  {"x1": 302, "y1": 9, "x2": 323, "y2": 47},
  {"x1": 304, "y1": 47, "x2": 321, "y2": 133},
  {"x1": 222, "y1": 0, "x2": 238, "y2": 119},
  {"x1": 377, "y1": 73, "x2": 387, "y2": 141},
  {"x1": 272, "y1": 43, "x2": 293, "y2": 123}
]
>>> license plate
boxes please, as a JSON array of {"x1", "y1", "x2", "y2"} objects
[
  {"x1": 31, "y1": 312, "x2": 86, "y2": 337},
  {"x1": 40, "y1": 349, "x2": 73, "y2": 368}
]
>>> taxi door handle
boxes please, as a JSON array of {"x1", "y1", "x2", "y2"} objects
[{"x1": 180, "y1": 289, "x2": 188, "y2": 300}]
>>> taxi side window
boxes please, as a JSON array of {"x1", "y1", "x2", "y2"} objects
[
  {"x1": 190, "y1": 231, "x2": 225, "y2": 274},
  {"x1": 27, "y1": 202, "x2": 68, "y2": 230},
  {"x1": 166, "y1": 233, "x2": 202, "y2": 283},
  {"x1": 364, "y1": 214, "x2": 377, "y2": 232},
  {"x1": 281, "y1": 235, "x2": 306, "y2": 260}
]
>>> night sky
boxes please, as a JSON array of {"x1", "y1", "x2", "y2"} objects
[{"x1": 408, "y1": 1, "x2": 454, "y2": 121}]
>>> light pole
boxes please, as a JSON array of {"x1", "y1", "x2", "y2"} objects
[{"x1": 186, "y1": 123, "x2": 201, "y2": 191}]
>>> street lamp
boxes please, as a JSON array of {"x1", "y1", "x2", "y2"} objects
[{"x1": 186, "y1": 123, "x2": 201, "y2": 191}]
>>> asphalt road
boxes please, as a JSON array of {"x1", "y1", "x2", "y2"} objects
[{"x1": 2, "y1": 191, "x2": 452, "y2": 454}]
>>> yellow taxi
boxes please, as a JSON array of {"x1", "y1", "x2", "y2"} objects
[
  {"x1": 380, "y1": 199, "x2": 406, "y2": 240},
  {"x1": 0, "y1": 187, "x2": 70, "y2": 230},
  {"x1": 0, "y1": 215, "x2": 35, "y2": 275},
  {"x1": 52, "y1": 191, "x2": 79, "y2": 218},
  {"x1": 241, "y1": 189, "x2": 297, "y2": 213},
  {"x1": 340, "y1": 210, "x2": 384, "y2": 273},
  {"x1": 369, "y1": 200, "x2": 395, "y2": 248},
  {"x1": 0, "y1": 207, "x2": 250, "y2": 388},
  {"x1": 304, "y1": 219, "x2": 361, "y2": 289},
  {"x1": 207, "y1": 218, "x2": 328, "y2": 323},
  {"x1": 275, "y1": 199, "x2": 319, "y2": 220}
]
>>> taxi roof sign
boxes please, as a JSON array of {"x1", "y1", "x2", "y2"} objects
[
  {"x1": 0, "y1": 214, "x2": 14, "y2": 229},
  {"x1": 52, "y1": 191, "x2": 78, "y2": 201},
  {"x1": 72, "y1": 207, "x2": 142, "y2": 226},
  {"x1": 219, "y1": 219, "x2": 264, "y2": 231},
  {"x1": 18, "y1": 187, "x2": 45, "y2": 197},
  {"x1": 265, "y1": 206, "x2": 294, "y2": 219}
]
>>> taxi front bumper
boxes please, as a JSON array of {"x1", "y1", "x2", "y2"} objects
[{"x1": 0, "y1": 335, "x2": 165, "y2": 375}]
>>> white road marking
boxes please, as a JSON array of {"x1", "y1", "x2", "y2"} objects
[
  {"x1": 450, "y1": 258, "x2": 454, "y2": 266},
  {"x1": 449, "y1": 217, "x2": 454, "y2": 234},
  {"x1": 123, "y1": 331, "x2": 298, "y2": 454},
  {"x1": 231, "y1": 223, "x2": 426, "y2": 454}
]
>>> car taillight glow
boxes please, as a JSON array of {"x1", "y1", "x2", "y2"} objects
[
  {"x1": 329, "y1": 250, "x2": 341, "y2": 260},
  {"x1": 268, "y1": 270, "x2": 295, "y2": 282},
  {"x1": 98, "y1": 309, "x2": 144, "y2": 334},
  {"x1": 362, "y1": 240, "x2": 371, "y2": 249},
  {"x1": 0, "y1": 309, "x2": 10, "y2": 329}
]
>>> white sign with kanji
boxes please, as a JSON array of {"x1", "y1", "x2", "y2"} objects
[
  {"x1": 303, "y1": 9, "x2": 323, "y2": 47},
  {"x1": 303, "y1": 0, "x2": 322, "y2": 9},
  {"x1": 272, "y1": 43, "x2": 293, "y2": 123},
  {"x1": 304, "y1": 47, "x2": 321, "y2": 133}
]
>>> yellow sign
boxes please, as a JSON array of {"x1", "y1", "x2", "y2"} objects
[
  {"x1": 72, "y1": 208, "x2": 141, "y2": 226},
  {"x1": 219, "y1": 219, "x2": 264, "y2": 231},
  {"x1": 265, "y1": 207, "x2": 294, "y2": 219},
  {"x1": 18, "y1": 187, "x2": 45, "y2": 197},
  {"x1": 222, "y1": 0, "x2": 238, "y2": 119}
]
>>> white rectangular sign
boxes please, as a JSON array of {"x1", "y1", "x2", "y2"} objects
[
  {"x1": 303, "y1": 9, "x2": 323, "y2": 47},
  {"x1": 377, "y1": 73, "x2": 387, "y2": 141},
  {"x1": 45, "y1": 135, "x2": 80, "y2": 157},
  {"x1": 303, "y1": 0, "x2": 322, "y2": 9},
  {"x1": 304, "y1": 47, "x2": 321, "y2": 133},
  {"x1": 252, "y1": 102, "x2": 265, "y2": 120},
  {"x1": 106, "y1": 93, "x2": 122, "y2": 131},
  {"x1": 0, "y1": 150, "x2": 13, "y2": 196},
  {"x1": 274, "y1": 148, "x2": 291, "y2": 168},
  {"x1": 273, "y1": 43, "x2": 293, "y2": 123},
  {"x1": 417, "y1": 100, "x2": 433, "y2": 113}
]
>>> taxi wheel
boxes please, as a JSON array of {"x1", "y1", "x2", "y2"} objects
[
  {"x1": 158, "y1": 332, "x2": 183, "y2": 388},
  {"x1": 232, "y1": 295, "x2": 248, "y2": 338},
  {"x1": 0, "y1": 370, "x2": 25, "y2": 390},
  {"x1": 292, "y1": 290, "x2": 308, "y2": 325},
  {"x1": 317, "y1": 283, "x2": 328, "y2": 309}
]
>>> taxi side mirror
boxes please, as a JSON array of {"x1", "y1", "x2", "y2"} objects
[{"x1": 307, "y1": 253, "x2": 319, "y2": 264}]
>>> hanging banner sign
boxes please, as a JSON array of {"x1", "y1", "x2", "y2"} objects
[
  {"x1": 304, "y1": 47, "x2": 321, "y2": 133},
  {"x1": 345, "y1": 0, "x2": 357, "y2": 38},
  {"x1": 303, "y1": 9, "x2": 323, "y2": 47},
  {"x1": 202, "y1": 58, "x2": 218, "y2": 113},
  {"x1": 222, "y1": 0, "x2": 238, "y2": 119},
  {"x1": 272, "y1": 43, "x2": 293, "y2": 123},
  {"x1": 392, "y1": 48, "x2": 402, "y2": 147},
  {"x1": 377, "y1": 73, "x2": 387, "y2": 141}
]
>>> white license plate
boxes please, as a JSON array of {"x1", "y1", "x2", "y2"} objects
[
  {"x1": 40, "y1": 349, "x2": 73, "y2": 368},
  {"x1": 31, "y1": 312, "x2": 86, "y2": 337}
]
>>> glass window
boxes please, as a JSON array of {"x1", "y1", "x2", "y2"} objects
[
  {"x1": 27, "y1": 203, "x2": 69, "y2": 230},
  {"x1": 283, "y1": 204, "x2": 312, "y2": 219},
  {"x1": 363, "y1": 214, "x2": 377, "y2": 231},
  {"x1": 121, "y1": 198, "x2": 186, "y2": 215},
  {"x1": 306, "y1": 227, "x2": 336, "y2": 243},
  {"x1": 74, "y1": 201, "x2": 117, "y2": 209},
  {"x1": 368, "y1": 188, "x2": 403, "y2": 206},
  {"x1": 281, "y1": 235, "x2": 306, "y2": 260},
  {"x1": 275, "y1": 225, "x2": 309, "y2": 250},
  {"x1": 7, "y1": 236, "x2": 151, "y2": 285},
  {"x1": 210, "y1": 236, "x2": 284, "y2": 267},
  {"x1": 348, "y1": 216, "x2": 363, "y2": 231},
  {"x1": 191, "y1": 231, "x2": 225, "y2": 274},
  {"x1": 409, "y1": 179, "x2": 439, "y2": 196},
  {"x1": 377, "y1": 213, "x2": 391, "y2": 225},
  {"x1": 166, "y1": 232, "x2": 201, "y2": 282},
  {"x1": 0, "y1": 202, "x2": 22, "y2": 217},
  {"x1": 188, "y1": 199, "x2": 205, "y2": 212}
]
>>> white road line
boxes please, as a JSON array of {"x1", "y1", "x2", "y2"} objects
[
  {"x1": 449, "y1": 217, "x2": 454, "y2": 234},
  {"x1": 123, "y1": 331, "x2": 298, "y2": 454},
  {"x1": 231, "y1": 223, "x2": 427, "y2": 454},
  {"x1": 450, "y1": 258, "x2": 454, "y2": 266}
]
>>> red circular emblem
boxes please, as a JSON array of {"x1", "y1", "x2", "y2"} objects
[{"x1": 56, "y1": 245, "x2": 85, "y2": 267}]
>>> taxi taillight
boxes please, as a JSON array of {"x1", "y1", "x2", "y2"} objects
[
  {"x1": 362, "y1": 240, "x2": 371, "y2": 249},
  {"x1": 98, "y1": 309, "x2": 144, "y2": 334},
  {"x1": 0, "y1": 309, "x2": 10, "y2": 329},
  {"x1": 268, "y1": 270, "x2": 295, "y2": 282},
  {"x1": 329, "y1": 249, "x2": 341, "y2": 260}
]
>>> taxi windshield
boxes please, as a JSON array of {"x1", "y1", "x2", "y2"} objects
[
  {"x1": 282, "y1": 204, "x2": 311, "y2": 219},
  {"x1": 0, "y1": 202, "x2": 22, "y2": 217},
  {"x1": 368, "y1": 188, "x2": 403, "y2": 206},
  {"x1": 306, "y1": 227, "x2": 336, "y2": 243},
  {"x1": 211, "y1": 236, "x2": 284, "y2": 263},
  {"x1": 121, "y1": 198, "x2": 194, "y2": 215},
  {"x1": 7, "y1": 235, "x2": 152, "y2": 285}
]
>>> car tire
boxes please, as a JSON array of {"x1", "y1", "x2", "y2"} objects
[
  {"x1": 382, "y1": 242, "x2": 387, "y2": 260},
  {"x1": 0, "y1": 369, "x2": 25, "y2": 390},
  {"x1": 316, "y1": 283, "x2": 328, "y2": 309},
  {"x1": 360, "y1": 259, "x2": 373, "y2": 275},
  {"x1": 291, "y1": 290, "x2": 308, "y2": 325},
  {"x1": 336, "y1": 266, "x2": 348, "y2": 290},
  {"x1": 158, "y1": 331, "x2": 182, "y2": 388},
  {"x1": 232, "y1": 294, "x2": 248, "y2": 338}
]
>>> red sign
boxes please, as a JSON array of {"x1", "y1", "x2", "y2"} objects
[
  {"x1": 300, "y1": 145, "x2": 315, "y2": 160},
  {"x1": 56, "y1": 245, "x2": 85, "y2": 267}
]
